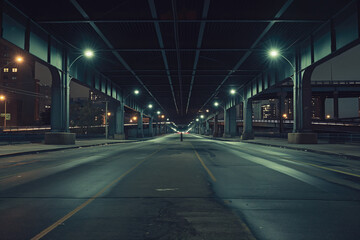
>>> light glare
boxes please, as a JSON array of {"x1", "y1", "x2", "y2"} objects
[
  {"x1": 230, "y1": 89, "x2": 236, "y2": 95},
  {"x1": 16, "y1": 56, "x2": 23, "y2": 63},
  {"x1": 269, "y1": 49, "x2": 279, "y2": 58},
  {"x1": 84, "y1": 49, "x2": 94, "y2": 58}
]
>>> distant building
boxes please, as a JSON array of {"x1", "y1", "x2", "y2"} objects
[{"x1": 0, "y1": 45, "x2": 51, "y2": 127}]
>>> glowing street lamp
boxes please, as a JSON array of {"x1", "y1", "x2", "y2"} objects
[
  {"x1": 214, "y1": 101, "x2": 219, "y2": 107},
  {"x1": 200, "y1": 115, "x2": 204, "y2": 119},
  {"x1": 15, "y1": 56, "x2": 24, "y2": 63},
  {"x1": 268, "y1": 48, "x2": 298, "y2": 133},
  {"x1": 230, "y1": 89, "x2": 236, "y2": 95},
  {"x1": 157, "y1": 111, "x2": 161, "y2": 115},
  {"x1": 84, "y1": 49, "x2": 94, "y2": 58},
  {"x1": 0, "y1": 95, "x2": 7, "y2": 129},
  {"x1": 268, "y1": 48, "x2": 295, "y2": 70},
  {"x1": 68, "y1": 49, "x2": 94, "y2": 70},
  {"x1": 148, "y1": 104, "x2": 153, "y2": 109}
]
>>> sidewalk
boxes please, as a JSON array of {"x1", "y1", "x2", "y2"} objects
[
  {"x1": 0, "y1": 139, "x2": 138, "y2": 158},
  {"x1": 201, "y1": 135, "x2": 360, "y2": 160}
]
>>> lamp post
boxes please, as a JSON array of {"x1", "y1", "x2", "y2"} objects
[
  {"x1": 0, "y1": 95, "x2": 6, "y2": 129},
  {"x1": 268, "y1": 49, "x2": 298, "y2": 133},
  {"x1": 65, "y1": 49, "x2": 94, "y2": 132}
]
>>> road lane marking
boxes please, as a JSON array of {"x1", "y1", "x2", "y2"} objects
[
  {"x1": 191, "y1": 143, "x2": 217, "y2": 182},
  {"x1": 0, "y1": 159, "x2": 41, "y2": 169},
  {"x1": 280, "y1": 158, "x2": 360, "y2": 178},
  {"x1": 155, "y1": 188, "x2": 179, "y2": 191},
  {"x1": 31, "y1": 147, "x2": 163, "y2": 240},
  {"x1": 219, "y1": 141, "x2": 360, "y2": 179}
]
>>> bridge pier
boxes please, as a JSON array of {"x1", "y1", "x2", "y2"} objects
[
  {"x1": 114, "y1": 102, "x2": 125, "y2": 140},
  {"x1": 148, "y1": 117, "x2": 154, "y2": 137},
  {"x1": 205, "y1": 120, "x2": 210, "y2": 135},
  {"x1": 241, "y1": 98, "x2": 254, "y2": 140},
  {"x1": 224, "y1": 106, "x2": 237, "y2": 137},
  {"x1": 137, "y1": 111, "x2": 144, "y2": 138},
  {"x1": 289, "y1": 63, "x2": 317, "y2": 144},
  {"x1": 213, "y1": 114, "x2": 219, "y2": 137},
  {"x1": 45, "y1": 66, "x2": 75, "y2": 145}
]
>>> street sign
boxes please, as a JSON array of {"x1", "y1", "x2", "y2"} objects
[{"x1": 0, "y1": 113, "x2": 10, "y2": 120}]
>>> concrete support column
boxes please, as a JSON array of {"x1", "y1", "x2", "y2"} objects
[
  {"x1": 288, "y1": 59, "x2": 317, "y2": 144},
  {"x1": 229, "y1": 107, "x2": 237, "y2": 137},
  {"x1": 148, "y1": 117, "x2": 154, "y2": 137},
  {"x1": 278, "y1": 91, "x2": 286, "y2": 133},
  {"x1": 319, "y1": 96, "x2": 326, "y2": 121},
  {"x1": 205, "y1": 120, "x2": 210, "y2": 135},
  {"x1": 137, "y1": 111, "x2": 144, "y2": 138},
  {"x1": 157, "y1": 120, "x2": 161, "y2": 135},
  {"x1": 292, "y1": 55, "x2": 313, "y2": 133},
  {"x1": 213, "y1": 115, "x2": 218, "y2": 137},
  {"x1": 45, "y1": 67, "x2": 75, "y2": 144},
  {"x1": 241, "y1": 98, "x2": 254, "y2": 140},
  {"x1": 200, "y1": 121, "x2": 205, "y2": 135},
  {"x1": 114, "y1": 102, "x2": 125, "y2": 140},
  {"x1": 224, "y1": 107, "x2": 237, "y2": 137},
  {"x1": 107, "y1": 102, "x2": 117, "y2": 138},
  {"x1": 333, "y1": 91, "x2": 339, "y2": 120}
]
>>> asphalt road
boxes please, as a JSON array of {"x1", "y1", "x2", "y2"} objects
[{"x1": 0, "y1": 134, "x2": 359, "y2": 240}]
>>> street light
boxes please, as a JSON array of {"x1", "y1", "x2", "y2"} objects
[
  {"x1": 268, "y1": 48, "x2": 297, "y2": 133},
  {"x1": 68, "y1": 49, "x2": 94, "y2": 70},
  {"x1": 200, "y1": 115, "x2": 204, "y2": 119},
  {"x1": 148, "y1": 104, "x2": 153, "y2": 109},
  {"x1": 123, "y1": 89, "x2": 140, "y2": 101},
  {"x1": 268, "y1": 48, "x2": 295, "y2": 70},
  {"x1": 230, "y1": 89, "x2": 236, "y2": 95},
  {"x1": 0, "y1": 95, "x2": 6, "y2": 129}
]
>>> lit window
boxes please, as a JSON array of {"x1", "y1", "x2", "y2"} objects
[
  {"x1": 3, "y1": 68, "x2": 9, "y2": 72},
  {"x1": 12, "y1": 76, "x2": 16, "y2": 80},
  {"x1": 12, "y1": 68, "x2": 17, "y2": 73}
]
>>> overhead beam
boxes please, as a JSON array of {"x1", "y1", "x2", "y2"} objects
[
  {"x1": 102, "y1": 69, "x2": 262, "y2": 72},
  {"x1": 148, "y1": 0, "x2": 179, "y2": 114},
  {"x1": 69, "y1": 0, "x2": 166, "y2": 113},
  {"x1": 199, "y1": 0, "x2": 295, "y2": 111},
  {"x1": 96, "y1": 48, "x2": 263, "y2": 52},
  {"x1": 38, "y1": 19, "x2": 326, "y2": 24},
  {"x1": 171, "y1": 0, "x2": 184, "y2": 115},
  {"x1": 186, "y1": 0, "x2": 210, "y2": 114}
]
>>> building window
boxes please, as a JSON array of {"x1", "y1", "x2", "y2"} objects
[
  {"x1": 3, "y1": 68, "x2": 9, "y2": 72},
  {"x1": 11, "y1": 76, "x2": 16, "y2": 80},
  {"x1": 12, "y1": 68, "x2": 17, "y2": 73}
]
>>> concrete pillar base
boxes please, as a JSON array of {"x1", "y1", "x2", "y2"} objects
[
  {"x1": 288, "y1": 133, "x2": 317, "y2": 144},
  {"x1": 44, "y1": 132, "x2": 76, "y2": 145},
  {"x1": 114, "y1": 133, "x2": 126, "y2": 140},
  {"x1": 241, "y1": 132, "x2": 254, "y2": 140}
]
